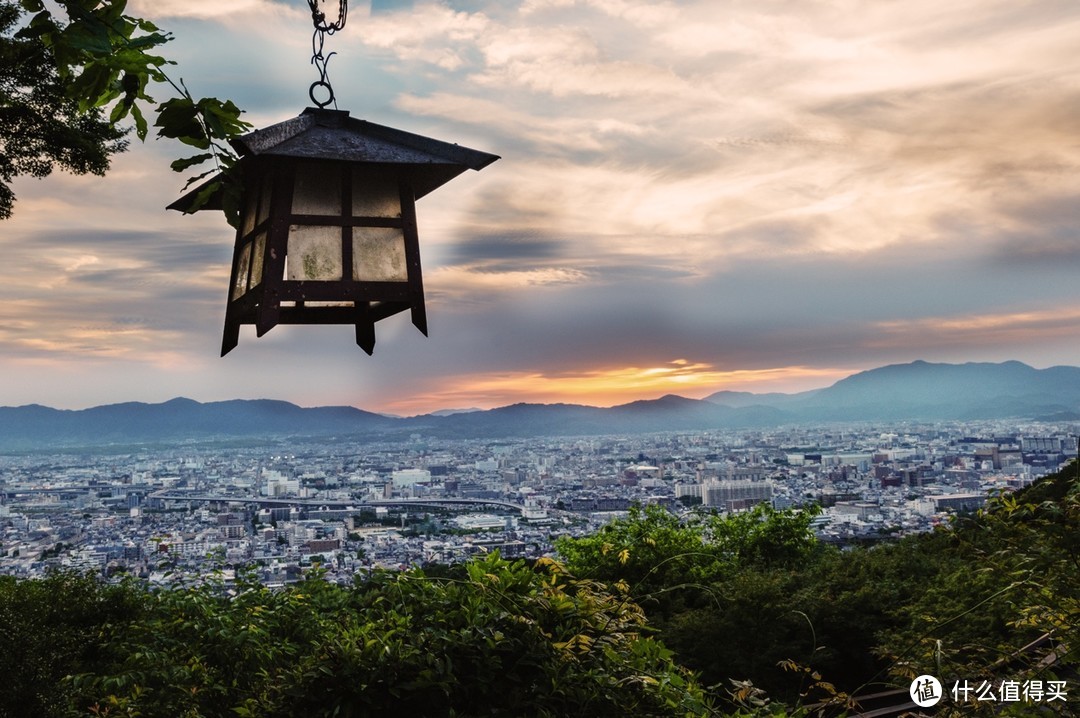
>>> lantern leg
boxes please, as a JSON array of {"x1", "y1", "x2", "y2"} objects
[
  {"x1": 221, "y1": 315, "x2": 240, "y2": 357},
  {"x1": 355, "y1": 321, "x2": 376, "y2": 355},
  {"x1": 411, "y1": 302, "x2": 428, "y2": 336},
  {"x1": 400, "y1": 183, "x2": 428, "y2": 337},
  {"x1": 256, "y1": 300, "x2": 279, "y2": 337},
  {"x1": 354, "y1": 301, "x2": 376, "y2": 355}
]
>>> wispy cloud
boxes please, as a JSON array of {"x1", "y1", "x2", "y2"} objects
[
  {"x1": 874, "y1": 307, "x2": 1080, "y2": 349},
  {"x1": 129, "y1": 0, "x2": 291, "y2": 20},
  {"x1": 366, "y1": 0, "x2": 1080, "y2": 277}
]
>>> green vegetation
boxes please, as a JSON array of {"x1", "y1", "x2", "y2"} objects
[
  {"x1": 556, "y1": 503, "x2": 840, "y2": 706},
  {"x1": 0, "y1": 555, "x2": 709, "y2": 717},
  {"x1": 0, "y1": 0, "x2": 125, "y2": 219},
  {"x1": 2, "y1": 467, "x2": 1078, "y2": 716},
  {"x1": 555, "y1": 470, "x2": 1080, "y2": 715},
  {"x1": 1, "y1": 0, "x2": 250, "y2": 222},
  {"x1": 0, "y1": 571, "x2": 142, "y2": 717}
]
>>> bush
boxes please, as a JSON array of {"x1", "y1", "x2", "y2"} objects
[{"x1": 22, "y1": 556, "x2": 712, "y2": 717}]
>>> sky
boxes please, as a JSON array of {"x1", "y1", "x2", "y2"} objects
[{"x1": 4, "y1": 0, "x2": 1080, "y2": 415}]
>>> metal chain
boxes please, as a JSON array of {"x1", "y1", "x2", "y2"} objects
[
  {"x1": 309, "y1": 0, "x2": 348, "y2": 34},
  {"x1": 307, "y1": 1, "x2": 348, "y2": 109}
]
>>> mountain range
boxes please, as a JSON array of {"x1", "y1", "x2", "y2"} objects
[{"x1": 3, "y1": 360, "x2": 1080, "y2": 450}]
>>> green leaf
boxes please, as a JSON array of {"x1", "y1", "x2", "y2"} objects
[
  {"x1": 169, "y1": 153, "x2": 214, "y2": 172},
  {"x1": 108, "y1": 101, "x2": 129, "y2": 124},
  {"x1": 155, "y1": 97, "x2": 209, "y2": 149},
  {"x1": 182, "y1": 168, "x2": 218, "y2": 190},
  {"x1": 197, "y1": 97, "x2": 252, "y2": 139},
  {"x1": 182, "y1": 171, "x2": 218, "y2": 196},
  {"x1": 126, "y1": 32, "x2": 171, "y2": 51},
  {"x1": 68, "y1": 63, "x2": 116, "y2": 110},
  {"x1": 62, "y1": 20, "x2": 114, "y2": 56},
  {"x1": 13, "y1": 11, "x2": 55, "y2": 40}
]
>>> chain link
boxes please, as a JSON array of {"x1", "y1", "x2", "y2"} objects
[
  {"x1": 307, "y1": 1, "x2": 348, "y2": 109},
  {"x1": 308, "y1": 0, "x2": 348, "y2": 34}
]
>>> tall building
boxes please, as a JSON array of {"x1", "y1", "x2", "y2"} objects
[{"x1": 702, "y1": 480, "x2": 773, "y2": 512}]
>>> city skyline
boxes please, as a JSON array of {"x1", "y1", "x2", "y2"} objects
[{"x1": 4, "y1": 0, "x2": 1080, "y2": 415}]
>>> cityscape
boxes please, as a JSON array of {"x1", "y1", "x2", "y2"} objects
[{"x1": 4, "y1": 415, "x2": 1075, "y2": 585}]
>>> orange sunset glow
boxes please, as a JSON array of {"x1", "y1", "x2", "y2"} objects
[{"x1": 377, "y1": 363, "x2": 856, "y2": 416}]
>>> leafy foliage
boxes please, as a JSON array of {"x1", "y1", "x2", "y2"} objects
[
  {"x1": 875, "y1": 470, "x2": 1080, "y2": 716},
  {"x1": 557, "y1": 503, "x2": 835, "y2": 704},
  {"x1": 703, "y1": 503, "x2": 822, "y2": 571},
  {"x1": 557, "y1": 472, "x2": 1080, "y2": 715},
  {"x1": 0, "y1": 556, "x2": 711, "y2": 717},
  {"x1": 0, "y1": 572, "x2": 143, "y2": 718},
  {"x1": 0, "y1": 1, "x2": 126, "y2": 219},
  {"x1": 2, "y1": 0, "x2": 251, "y2": 221},
  {"x1": 556, "y1": 504, "x2": 722, "y2": 597},
  {"x1": 555, "y1": 503, "x2": 820, "y2": 600}
]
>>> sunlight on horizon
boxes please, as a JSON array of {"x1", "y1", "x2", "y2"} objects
[{"x1": 375, "y1": 361, "x2": 849, "y2": 415}]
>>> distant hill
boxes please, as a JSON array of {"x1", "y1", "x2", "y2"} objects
[
  {"x1": 3, "y1": 361, "x2": 1080, "y2": 449},
  {"x1": 428, "y1": 408, "x2": 484, "y2": 417},
  {"x1": 704, "y1": 360, "x2": 1080, "y2": 421},
  {"x1": 0, "y1": 398, "x2": 394, "y2": 451},
  {"x1": 398, "y1": 396, "x2": 786, "y2": 439},
  {"x1": 704, "y1": 389, "x2": 820, "y2": 408}
]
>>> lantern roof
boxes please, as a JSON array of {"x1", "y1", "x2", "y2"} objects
[{"x1": 168, "y1": 107, "x2": 499, "y2": 212}]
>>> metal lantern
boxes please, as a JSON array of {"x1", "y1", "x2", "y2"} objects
[{"x1": 168, "y1": 107, "x2": 498, "y2": 355}]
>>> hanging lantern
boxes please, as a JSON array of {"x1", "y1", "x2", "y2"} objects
[{"x1": 169, "y1": 109, "x2": 497, "y2": 355}]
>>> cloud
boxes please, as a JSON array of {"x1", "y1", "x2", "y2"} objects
[
  {"x1": 128, "y1": 0, "x2": 292, "y2": 20},
  {"x1": 446, "y1": 230, "x2": 563, "y2": 260},
  {"x1": 394, "y1": 92, "x2": 648, "y2": 157},
  {"x1": 1, "y1": 147, "x2": 232, "y2": 367},
  {"x1": 373, "y1": 0, "x2": 1080, "y2": 283},
  {"x1": 986, "y1": 193, "x2": 1080, "y2": 264},
  {"x1": 873, "y1": 307, "x2": 1080, "y2": 350},
  {"x1": 430, "y1": 265, "x2": 589, "y2": 294},
  {"x1": 359, "y1": 3, "x2": 492, "y2": 70},
  {"x1": 521, "y1": 0, "x2": 677, "y2": 27}
]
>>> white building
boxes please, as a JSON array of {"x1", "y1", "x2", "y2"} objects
[{"x1": 392, "y1": 469, "x2": 431, "y2": 487}]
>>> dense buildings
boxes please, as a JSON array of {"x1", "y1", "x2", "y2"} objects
[{"x1": 1, "y1": 418, "x2": 1074, "y2": 583}]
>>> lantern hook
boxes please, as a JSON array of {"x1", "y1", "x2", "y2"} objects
[{"x1": 307, "y1": 0, "x2": 348, "y2": 109}]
